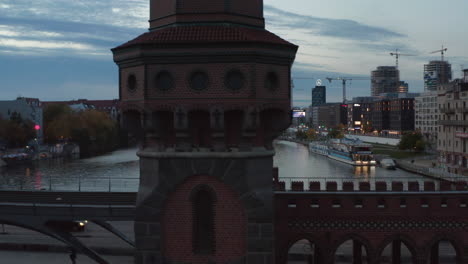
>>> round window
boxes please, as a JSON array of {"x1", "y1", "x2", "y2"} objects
[
  {"x1": 225, "y1": 70, "x2": 245, "y2": 91},
  {"x1": 265, "y1": 72, "x2": 279, "y2": 91},
  {"x1": 156, "y1": 71, "x2": 174, "y2": 91},
  {"x1": 190, "y1": 71, "x2": 209, "y2": 91},
  {"x1": 127, "y1": 74, "x2": 137, "y2": 92}
]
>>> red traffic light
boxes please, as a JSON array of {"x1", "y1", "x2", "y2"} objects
[{"x1": 34, "y1": 125, "x2": 41, "y2": 131}]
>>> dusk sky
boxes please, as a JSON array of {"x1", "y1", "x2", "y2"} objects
[{"x1": 1, "y1": 0, "x2": 467, "y2": 106}]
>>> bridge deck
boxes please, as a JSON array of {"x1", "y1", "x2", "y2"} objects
[{"x1": 0, "y1": 191, "x2": 137, "y2": 205}]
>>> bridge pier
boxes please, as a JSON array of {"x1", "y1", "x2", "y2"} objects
[
  {"x1": 430, "y1": 243, "x2": 439, "y2": 264},
  {"x1": 353, "y1": 240, "x2": 363, "y2": 264},
  {"x1": 392, "y1": 240, "x2": 401, "y2": 264}
]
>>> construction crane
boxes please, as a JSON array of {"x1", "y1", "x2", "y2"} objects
[
  {"x1": 430, "y1": 45, "x2": 448, "y2": 61},
  {"x1": 326, "y1": 77, "x2": 370, "y2": 103},
  {"x1": 390, "y1": 49, "x2": 415, "y2": 68}
]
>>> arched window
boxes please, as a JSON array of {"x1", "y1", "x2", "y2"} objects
[{"x1": 192, "y1": 186, "x2": 216, "y2": 255}]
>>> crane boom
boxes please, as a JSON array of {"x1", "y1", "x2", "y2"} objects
[
  {"x1": 326, "y1": 77, "x2": 369, "y2": 103},
  {"x1": 430, "y1": 45, "x2": 448, "y2": 61},
  {"x1": 390, "y1": 49, "x2": 416, "y2": 68}
]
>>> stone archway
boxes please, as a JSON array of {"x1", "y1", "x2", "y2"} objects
[
  {"x1": 379, "y1": 236, "x2": 418, "y2": 264},
  {"x1": 332, "y1": 235, "x2": 373, "y2": 264},
  {"x1": 427, "y1": 237, "x2": 462, "y2": 264},
  {"x1": 287, "y1": 239, "x2": 318, "y2": 264}
]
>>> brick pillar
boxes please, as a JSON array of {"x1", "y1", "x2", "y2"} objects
[
  {"x1": 392, "y1": 240, "x2": 401, "y2": 264},
  {"x1": 353, "y1": 240, "x2": 363, "y2": 264},
  {"x1": 430, "y1": 243, "x2": 439, "y2": 264}
]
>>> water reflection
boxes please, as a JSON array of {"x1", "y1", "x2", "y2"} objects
[
  {"x1": 0, "y1": 148, "x2": 139, "y2": 191},
  {"x1": 0, "y1": 141, "x2": 429, "y2": 192},
  {"x1": 273, "y1": 140, "x2": 433, "y2": 190}
]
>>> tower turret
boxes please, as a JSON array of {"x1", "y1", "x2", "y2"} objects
[{"x1": 113, "y1": 0, "x2": 297, "y2": 263}]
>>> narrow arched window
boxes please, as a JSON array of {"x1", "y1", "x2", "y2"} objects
[{"x1": 192, "y1": 187, "x2": 216, "y2": 255}]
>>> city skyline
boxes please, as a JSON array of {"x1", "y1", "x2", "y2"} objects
[{"x1": 1, "y1": 0, "x2": 467, "y2": 105}]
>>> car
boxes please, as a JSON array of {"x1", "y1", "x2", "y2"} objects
[{"x1": 46, "y1": 220, "x2": 87, "y2": 232}]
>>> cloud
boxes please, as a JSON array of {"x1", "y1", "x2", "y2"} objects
[{"x1": 265, "y1": 5, "x2": 406, "y2": 41}]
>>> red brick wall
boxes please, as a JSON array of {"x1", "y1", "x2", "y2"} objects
[
  {"x1": 121, "y1": 66, "x2": 145, "y2": 101},
  {"x1": 145, "y1": 63, "x2": 288, "y2": 100},
  {"x1": 162, "y1": 175, "x2": 246, "y2": 263}
]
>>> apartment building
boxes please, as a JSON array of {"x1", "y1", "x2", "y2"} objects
[{"x1": 437, "y1": 69, "x2": 468, "y2": 175}]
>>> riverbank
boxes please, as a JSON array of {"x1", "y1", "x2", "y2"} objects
[{"x1": 395, "y1": 158, "x2": 466, "y2": 182}]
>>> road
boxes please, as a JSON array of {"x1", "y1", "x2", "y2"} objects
[{"x1": 0, "y1": 221, "x2": 134, "y2": 263}]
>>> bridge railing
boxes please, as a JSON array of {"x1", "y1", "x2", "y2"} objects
[
  {"x1": 0, "y1": 177, "x2": 139, "y2": 192},
  {"x1": 275, "y1": 177, "x2": 468, "y2": 192}
]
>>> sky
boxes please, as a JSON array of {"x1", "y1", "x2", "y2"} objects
[{"x1": 0, "y1": 0, "x2": 467, "y2": 106}]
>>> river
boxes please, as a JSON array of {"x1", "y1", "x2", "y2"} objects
[{"x1": 0, "y1": 141, "x2": 430, "y2": 192}]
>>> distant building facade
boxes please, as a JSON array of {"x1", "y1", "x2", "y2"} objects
[
  {"x1": 389, "y1": 97, "x2": 415, "y2": 133},
  {"x1": 311, "y1": 103, "x2": 344, "y2": 129},
  {"x1": 312, "y1": 86, "x2": 326, "y2": 107},
  {"x1": 437, "y1": 70, "x2": 468, "y2": 175},
  {"x1": 0, "y1": 97, "x2": 43, "y2": 141},
  {"x1": 371, "y1": 66, "x2": 400, "y2": 96},
  {"x1": 424, "y1": 60, "x2": 452, "y2": 91},
  {"x1": 43, "y1": 99, "x2": 119, "y2": 121},
  {"x1": 398, "y1": 81, "x2": 409, "y2": 93},
  {"x1": 372, "y1": 99, "x2": 390, "y2": 132},
  {"x1": 348, "y1": 97, "x2": 375, "y2": 132},
  {"x1": 415, "y1": 92, "x2": 439, "y2": 150}
]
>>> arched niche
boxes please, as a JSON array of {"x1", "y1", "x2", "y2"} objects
[
  {"x1": 188, "y1": 110, "x2": 211, "y2": 148},
  {"x1": 151, "y1": 110, "x2": 175, "y2": 146},
  {"x1": 224, "y1": 110, "x2": 244, "y2": 148}
]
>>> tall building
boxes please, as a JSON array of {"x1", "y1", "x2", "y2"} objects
[
  {"x1": 415, "y1": 92, "x2": 438, "y2": 150},
  {"x1": 312, "y1": 85, "x2": 326, "y2": 107},
  {"x1": 347, "y1": 97, "x2": 375, "y2": 132},
  {"x1": 398, "y1": 81, "x2": 409, "y2": 93},
  {"x1": 437, "y1": 73, "x2": 468, "y2": 175},
  {"x1": 371, "y1": 66, "x2": 400, "y2": 96},
  {"x1": 112, "y1": 0, "x2": 298, "y2": 263},
  {"x1": 424, "y1": 60, "x2": 452, "y2": 91}
]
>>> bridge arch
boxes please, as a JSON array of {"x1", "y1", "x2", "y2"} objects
[
  {"x1": 425, "y1": 234, "x2": 463, "y2": 264},
  {"x1": 331, "y1": 234, "x2": 374, "y2": 263},
  {"x1": 0, "y1": 218, "x2": 109, "y2": 264},
  {"x1": 285, "y1": 237, "x2": 321, "y2": 264},
  {"x1": 377, "y1": 234, "x2": 419, "y2": 264}
]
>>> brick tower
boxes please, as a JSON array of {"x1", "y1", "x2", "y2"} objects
[{"x1": 112, "y1": 0, "x2": 297, "y2": 263}]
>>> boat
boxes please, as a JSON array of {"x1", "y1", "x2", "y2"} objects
[
  {"x1": 309, "y1": 141, "x2": 328, "y2": 156},
  {"x1": 309, "y1": 138, "x2": 376, "y2": 166},
  {"x1": 380, "y1": 158, "x2": 396, "y2": 170},
  {"x1": 0, "y1": 153, "x2": 32, "y2": 165}
]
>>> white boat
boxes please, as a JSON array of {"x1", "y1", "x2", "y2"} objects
[
  {"x1": 308, "y1": 142, "x2": 328, "y2": 156},
  {"x1": 380, "y1": 158, "x2": 396, "y2": 170},
  {"x1": 309, "y1": 138, "x2": 376, "y2": 167}
]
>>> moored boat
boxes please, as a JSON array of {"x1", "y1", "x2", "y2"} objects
[{"x1": 309, "y1": 138, "x2": 376, "y2": 166}]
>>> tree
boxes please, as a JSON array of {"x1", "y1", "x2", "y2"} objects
[
  {"x1": 328, "y1": 126, "x2": 344, "y2": 139},
  {"x1": 43, "y1": 105, "x2": 119, "y2": 156},
  {"x1": 362, "y1": 121, "x2": 373, "y2": 133},
  {"x1": 306, "y1": 128, "x2": 317, "y2": 141},
  {"x1": 295, "y1": 129, "x2": 308, "y2": 140},
  {"x1": 43, "y1": 104, "x2": 75, "y2": 143},
  {"x1": 398, "y1": 131, "x2": 426, "y2": 152},
  {"x1": 0, "y1": 113, "x2": 36, "y2": 147}
]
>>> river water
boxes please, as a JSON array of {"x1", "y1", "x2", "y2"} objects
[{"x1": 0, "y1": 141, "x2": 429, "y2": 192}]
